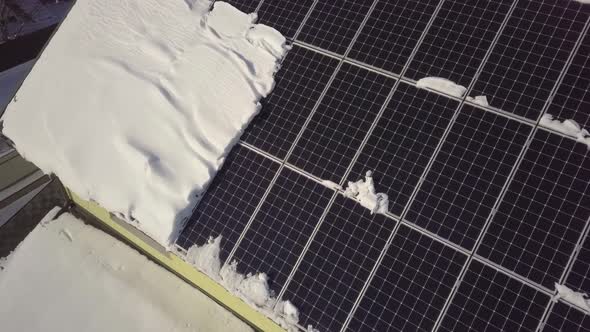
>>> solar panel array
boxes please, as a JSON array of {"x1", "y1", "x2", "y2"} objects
[{"x1": 179, "y1": 1, "x2": 590, "y2": 331}]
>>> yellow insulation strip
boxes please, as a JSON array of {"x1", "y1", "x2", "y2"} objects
[{"x1": 65, "y1": 188, "x2": 284, "y2": 332}]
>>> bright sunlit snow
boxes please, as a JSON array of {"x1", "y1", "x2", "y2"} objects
[
  {"x1": 2, "y1": 0, "x2": 288, "y2": 247},
  {"x1": 185, "y1": 236, "x2": 302, "y2": 331},
  {"x1": 321, "y1": 171, "x2": 389, "y2": 215},
  {"x1": 0, "y1": 208, "x2": 254, "y2": 332},
  {"x1": 416, "y1": 77, "x2": 467, "y2": 98},
  {"x1": 555, "y1": 283, "x2": 590, "y2": 313},
  {"x1": 540, "y1": 114, "x2": 590, "y2": 148}
]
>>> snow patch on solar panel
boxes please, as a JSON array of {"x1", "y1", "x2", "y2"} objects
[
  {"x1": 540, "y1": 114, "x2": 590, "y2": 148},
  {"x1": 555, "y1": 283, "x2": 590, "y2": 313},
  {"x1": 416, "y1": 76, "x2": 467, "y2": 98},
  {"x1": 185, "y1": 236, "x2": 303, "y2": 331}
]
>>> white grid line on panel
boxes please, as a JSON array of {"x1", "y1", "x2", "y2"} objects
[
  {"x1": 405, "y1": 0, "x2": 515, "y2": 88},
  {"x1": 473, "y1": 255, "x2": 553, "y2": 296},
  {"x1": 254, "y1": 0, "x2": 264, "y2": 12},
  {"x1": 432, "y1": 14, "x2": 590, "y2": 332},
  {"x1": 200, "y1": 2, "x2": 590, "y2": 330},
  {"x1": 338, "y1": 1, "x2": 456, "y2": 330},
  {"x1": 286, "y1": 37, "x2": 588, "y2": 147},
  {"x1": 238, "y1": 141, "x2": 283, "y2": 164},
  {"x1": 468, "y1": 0, "x2": 587, "y2": 121},
  {"x1": 225, "y1": 0, "x2": 377, "y2": 280},
  {"x1": 291, "y1": 0, "x2": 319, "y2": 41},
  {"x1": 536, "y1": 216, "x2": 590, "y2": 332}
]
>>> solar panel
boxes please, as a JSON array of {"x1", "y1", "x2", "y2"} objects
[
  {"x1": 230, "y1": 167, "x2": 333, "y2": 295},
  {"x1": 288, "y1": 62, "x2": 395, "y2": 183},
  {"x1": 544, "y1": 301, "x2": 590, "y2": 332},
  {"x1": 281, "y1": 195, "x2": 395, "y2": 331},
  {"x1": 177, "y1": 145, "x2": 279, "y2": 262},
  {"x1": 438, "y1": 260, "x2": 550, "y2": 332},
  {"x1": 478, "y1": 130, "x2": 590, "y2": 289},
  {"x1": 406, "y1": 106, "x2": 531, "y2": 250},
  {"x1": 177, "y1": 1, "x2": 590, "y2": 330},
  {"x1": 346, "y1": 225, "x2": 466, "y2": 332}
]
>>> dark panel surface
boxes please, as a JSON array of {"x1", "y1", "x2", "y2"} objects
[
  {"x1": 543, "y1": 301, "x2": 590, "y2": 332},
  {"x1": 232, "y1": 167, "x2": 332, "y2": 294},
  {"x1": 298, "y1": 0, "x2": 375, "y2": 55},
  {"x1": 566, "y1": 234, "x2": 590, "y2": 294},
  {"x1": 348, "y1": 0, "x2": 439, "y2": 74},
  {"x1": 177, "y1": 146, "x2": 279, "y2": 262},
  {"x1": 242, "y1": 46, "x2": 339, "y2": 159},
  {"x1": 407, "y1": 106, "x2": 531, "y2": 250},
  {"x1": 478, "y1": 130, "x2": 590, "y2": 289},
  {"x1": 257, "y1": 0, "x2": 314, "y2": 39},
  {"x1": 546, "y1": 33, "x2": 590, "y2": 128},
  {"x1": 439, "y1": 260, "x2": 550, "y2": 332},
  {"x1": 471, "y1": 0, "x2": 587, "y2": 120},
  {"x1": 406, "y1": 0, "x2": 513, "y2": 88},
  {"x1": 282, "y1": 194, "x2": 396, "y2": 331},
  {"x1": 347, "y1": 225, "x2": 466, "y2": 332},
  {"x1": 347, "y1": 83, "x2": 458, "y2": 216},
  {"x1": 289, "y1": 62, "x2": 395, "y2": 183}
]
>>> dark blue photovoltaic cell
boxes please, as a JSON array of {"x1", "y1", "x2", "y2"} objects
[
  {"x1": 224, "y1": 0, "x2": 260, "y2": 13},
  {"x1": 546, "y1": 33, "x2": 590, "y2": 128},
  {"x1": 257, "y1": 0, "x2": 314, "y2": 39},
  {"x1": 407, "y1": 105, "x2": 531, "y2": 250},
  {"x1": 231, "y1": 167, "x2": 332, "y2": 294},
  {"x1": 298, "y1": 0, "x2": 375, "y2": 55},
  {"x1": 478, "y1": 130, "x2": 590, "y2": 289},
  {"x1": 439, "y1": 260, "x2": 550, "y2": 332},
  {"x1": 347, "y1": 0, "x2": 439, "y2": 75},
  {"x1": 289, "y1": 62, "x2": 395, "y2": 183},
  {"x1": 177, "y1": 145, "x2": 279, "y2": 261},
  {"x1": 471, "y1": 0, "x2": 587, "y2": 120},
  {"x1": 242, "y1": 46, "x2": 339, "y2": 159},
  {"x1": 347, "y1": 225, "x2": 466, "y2": 332},
  {"x1": 543, "y1": 302, "x2": 590, "y2": 332},
  {"x1": 282, "y1": 195, "x2": 396, "y2": 331},
  {"x1": 347, "y1": 83, "x2": 458, "y2": 216},
  {"x1": 566, "y1": 234, "x2": 590, "y2": 294},
  {"x1": 406, "y1": 0, "x2": 512, "y2": 88}
]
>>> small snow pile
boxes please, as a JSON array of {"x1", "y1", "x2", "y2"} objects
[
  {"x1": 416, "y1": 77, "x2": 467, "y2": 98},
  {"x1": 416, "y1": 77, "x2": 490, "y2": 106},
  {"x1": 1, "y1": 0, "x2": 289, "y2": 247},
  {"x1": 575, "y1": 0, "x2": 590, "y2": 4},
  {"x1": 466, "y1": 95, "x2": 489, "y2": 107},
  {"x1": 343, "y1": 171, "x2": 389, "y2": 215},
  {"x1": 185, "y1": 236, "x2": 303, "y2": 331},
  {"x1": 540, "y1": 114, "x2": 590, "y2": 148},
  {"x1": 555, "y1": 283, "x2": 590, "y2": 312}
]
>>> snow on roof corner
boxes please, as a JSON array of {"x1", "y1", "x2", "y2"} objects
[{"x1": 1, "y1": 0, "x2": 288, "y2": 248}]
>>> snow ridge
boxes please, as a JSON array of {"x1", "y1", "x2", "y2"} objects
[
  {"x1": 2, "y1": 0, "x2": 289, "y2": 247},
  {"x1": 323, "y1": 171, "x2": 389, "y2": 215},
  {"x1": 185, "y1": 236, "x2": 304, "y2": 331},
  {"x1": 416, "y1": 77, "x2": 489, "y2": 106}
]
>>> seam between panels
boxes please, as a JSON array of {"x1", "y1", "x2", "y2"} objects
[
  {"x1": 534, "y1": 20, "x2": 590, "y2": 331},
  {"x1": 535, "y1": 217, "x2": 590, "y2": 332},
  {"x1": 432, "y1": 11, "x2": 590, "y2": 332},
  {"x1": 224, "y1": 0, "x2": 380, "y2": 307},
  {"x1": 337, "y1": 0, "x2": 454, "y2": 330},
  {"x1": 291, "y1": 0, "x2": 319, "y2": 41},
  {"x1": 254, "y1": 0, "x2": 265, "y2": 12}
]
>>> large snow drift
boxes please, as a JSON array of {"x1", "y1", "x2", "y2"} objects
[
  {"x1": 0, "y1": 208, "x2": 253, "y2": 332},
  {"x1": 1, "y1": 0, "x2": 288, "y2": 247}
]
